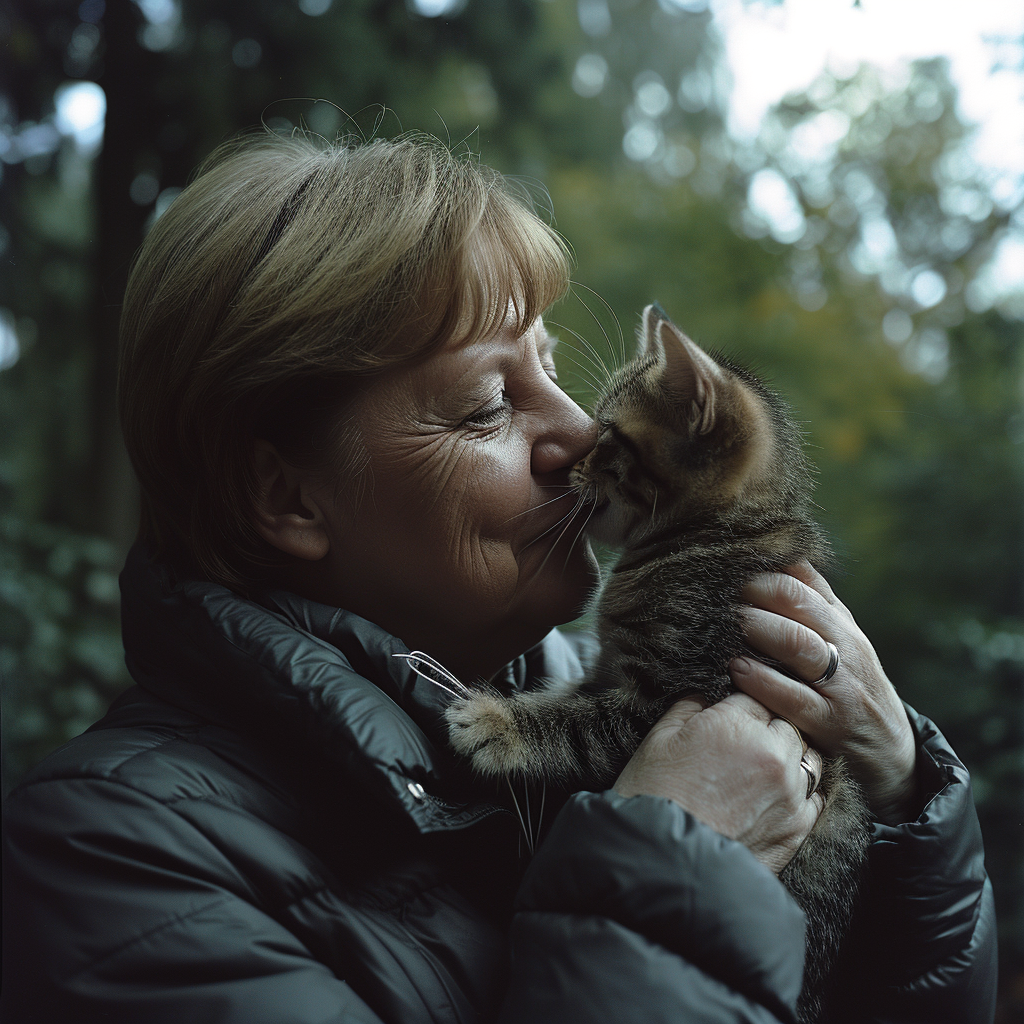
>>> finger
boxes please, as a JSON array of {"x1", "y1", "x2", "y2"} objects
[
  {"x1": 784, "y1": 559, "x2": 839, "y2": 606},
  {"x1": 656, "y1": 695, "x2": 709, "y2": 728},
  {"x1": 729, "y1": 657, "x2": 830, "y2": 734},
  {"x1": 739, "y1": 606, "x2": 838, "y2": 685},
  {"x1": 767, "y1": 716, "x2": 807, "y2": 755},
  {"x1": 714, "y1": 689, "x2": 776, "y2": 725},
  {"x1": 739, "y1": 571, "x2": 839, "y2": 634},
  {"x1": 805, "y1": 787, "x2": 825, "y2": 824}
]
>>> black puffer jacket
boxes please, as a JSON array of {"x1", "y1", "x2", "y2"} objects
[{"x1": 2, "y1": 546, "x2": 997, "y2": 1023}]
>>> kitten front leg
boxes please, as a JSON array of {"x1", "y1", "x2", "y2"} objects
[
  {"x1": 446, "y1": 688, "x2": 538, "y2": 778},
  {"x1": 446, "y1": 684, "x2": 628, "y2": 785}
]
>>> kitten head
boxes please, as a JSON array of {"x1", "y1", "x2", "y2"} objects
[{"x1": 572, "y1": 304, "x2": 812, "y2": 548}]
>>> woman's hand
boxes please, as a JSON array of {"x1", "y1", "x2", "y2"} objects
[
  {"x1": 614, "y1": 693, "x2": 824, "y2": 874},
  {"x1": 729, "y1": 560, "x2": 918, "y2": 826}
]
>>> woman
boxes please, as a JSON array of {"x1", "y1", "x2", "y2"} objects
[{"x1": 2, "y1": 133, "x2": 995, "y2": 1023}]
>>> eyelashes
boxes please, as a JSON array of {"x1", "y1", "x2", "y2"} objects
[
  {"x1": 459, "y1": 363, "x2": 560, "y2": 431},
  {"x1": 462, "y1": 390, "x2": 512, "y2": 429}
]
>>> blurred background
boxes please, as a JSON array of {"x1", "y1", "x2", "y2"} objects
[{"x1": 1, "y1": 0, "x2": 1022, "y2": 1014}]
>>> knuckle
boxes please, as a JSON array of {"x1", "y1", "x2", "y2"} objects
[
  {"x1": 647, "y1": 716, "x2": 684, "y2": 747},
  {"x1": 758, "y1": 748, "x2": 789, "y2": 786},
  {"x1": 775, "y1": 572, "x2": 806, "y2": 603},
  {"x1": 778, "y1": 618, "x2": 807, "y2": 654},
  {"x1": 777, "y1": 574, "x2": 824, "y2": 621},
  {"x1": 724, "y1": 691, "x2": 767, "y2": 718},
  {"x1": 791, "y1": 690, "x2": 821, "y2": 721}
]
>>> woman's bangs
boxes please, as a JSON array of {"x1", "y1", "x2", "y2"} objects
[{"x1": 450, "y1": 194, "x2": 572, "y2": 348}]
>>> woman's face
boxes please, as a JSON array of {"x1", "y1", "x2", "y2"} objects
[{"x1": 302, "y1": 314, "x2": 599, "y2": 684}]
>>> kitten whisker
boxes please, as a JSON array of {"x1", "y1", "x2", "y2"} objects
[
  {"x1": 563, "y1": 328, "x2": 614, "y2": 382},
  {"x1": 547, "y1": 321, "x2": 615, "y2": 388},
  {"x1": 548, "y1": 347, "x2": 607, "y2": 394},
  {"x1": 527, "y1": 494, "x2": 591, "y2": 581},
  {"x1": 543, "y1": 332, "x2": 608, "y2": 394},
  {"x1": 502, "y1": 489, "x2": 575, "y2": 525},
  {"x1": 507, "y1": 779, "x2": 534, "y2": 856},
  {"x1": 518, "y1": 493, "x2": 589, "y2": 556},
  {"x1": 523, "y1": 778, "x2": 532, "y2": 848},
  {"x1": 561, "y1": 501, "x2": 597, "y2": 573},
  {"x1": 570, "y1": 282, "x2": 626, "y2": 371},
  {"x1": 517, "y1": 495, "x2": 585, "y2": 551}
]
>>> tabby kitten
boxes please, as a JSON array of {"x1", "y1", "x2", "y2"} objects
[{"x1": 446, "y1": 304, "x2": 869, "y2": 1023}]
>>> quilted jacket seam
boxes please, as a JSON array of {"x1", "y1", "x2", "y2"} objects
[
  {"x1": 65, "y1": 893, "x2": 235, "y2": 983},
  {"x1": 14, "y1": 775, "x2": 326, "y2": 911},
  {"x1": 11, "y1": 731, "x2": 186, "y2": 789}
]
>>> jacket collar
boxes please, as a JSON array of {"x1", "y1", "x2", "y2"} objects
[{"x1": 119, "y1": 544, "x2": 506, "y2": 834}]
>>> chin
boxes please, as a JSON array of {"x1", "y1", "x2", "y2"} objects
[{"x1": 527, "y1": 537, "x2": 600, "y2": 628}]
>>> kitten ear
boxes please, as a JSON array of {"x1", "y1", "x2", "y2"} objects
[
  {"x1": 639, "y1": 303, "x2": 670, "y2": 361},
  {"x1": 641, "y1": 305, "x2": 721, "y2": 435}
]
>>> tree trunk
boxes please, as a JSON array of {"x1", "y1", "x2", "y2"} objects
[{"x1": 89, "y1": 0, "x2": 149, "y2": 552}]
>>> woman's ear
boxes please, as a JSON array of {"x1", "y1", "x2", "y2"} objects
[{"x1": 252, "y1": 440, "x2": 331, "y2": 561}]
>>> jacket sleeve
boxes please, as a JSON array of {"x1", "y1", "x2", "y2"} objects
[
  {"x1": 827, "y1": 706, "x2": 998, "y2": 1024},
  {"x1": 499, "y1": 789, "x2": 807, "y2": 1024},
  {"x1": 1, "y1": 775, "x2": 387, "y2": 1024}
]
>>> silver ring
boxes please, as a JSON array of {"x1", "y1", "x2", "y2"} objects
[
  {"x1": 808, "y1": 641, "x2": 840, "y2": 686},
  {"x1": 800, "y1": 755, "x2": 821, "y2": 799}
]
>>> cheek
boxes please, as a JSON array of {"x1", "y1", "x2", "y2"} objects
[
  {"x1": 470, "y1": 444, "x2": 534, "y2": 526},
  {"x1": 380, "y1": 434, "x2": 532, "y2": 552},
  {"x1": 377, "y1": 434, "x2": 465, "y2": 511}
]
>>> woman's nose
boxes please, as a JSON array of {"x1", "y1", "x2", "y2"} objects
[{"x1": 531, "y1": 386, "x2": 598, "y2": 476}]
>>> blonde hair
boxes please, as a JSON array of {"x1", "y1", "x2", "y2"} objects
[{"x1": 118, "y1": 132, "x2": 572, "y2": 588}]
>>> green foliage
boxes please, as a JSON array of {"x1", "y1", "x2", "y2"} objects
[{"x1": 0, "y1": 516, "x2": 129, "y2": 793}]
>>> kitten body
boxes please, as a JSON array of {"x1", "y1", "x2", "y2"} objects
[{"x1": 446, "y1": 305, "x2": 869, "y2": 1022}]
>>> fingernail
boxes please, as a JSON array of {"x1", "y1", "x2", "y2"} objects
[{"x1": 730, "y1": 658, "x2": 751, "y2": 675}]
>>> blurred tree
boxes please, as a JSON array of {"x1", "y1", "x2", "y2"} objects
[{"x1": 0, "y1": 0, "x2": 135, "y2": 790}]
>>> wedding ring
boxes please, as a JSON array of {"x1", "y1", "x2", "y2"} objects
[
  {"x1": 800, "y1": 754, "x2": 822, "y2": 799},
  {"x1": 808, "y1": 641, "x2": 840, "y2": 686}
]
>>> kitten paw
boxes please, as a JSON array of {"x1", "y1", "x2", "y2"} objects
[{"x1": 446, "y1": 692, "x2": 531, "y2": 778}]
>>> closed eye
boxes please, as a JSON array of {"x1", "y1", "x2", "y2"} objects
[
  {"x1": 463, "y1": 391, "x2": 512, "y2": 429},
  {"x1": 608, "y1": 423, "x2": 643, "y2": 461}
]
